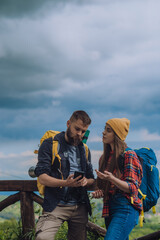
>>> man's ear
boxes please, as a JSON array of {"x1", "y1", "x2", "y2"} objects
[{"x1": 67, "y1": 120, "x2": 70, "y2": 128}]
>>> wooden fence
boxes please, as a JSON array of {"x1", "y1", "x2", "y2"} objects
[
  {"x1": 0, "y1": 180, "x2": 106, "y2": 240},
  {"x1": 0, "y1": 180, "x2": 160, "y2": 240}
]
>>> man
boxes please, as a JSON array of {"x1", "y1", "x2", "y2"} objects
[{"x1": 35, "y1": 110, "x2": 95, "y2": 240}]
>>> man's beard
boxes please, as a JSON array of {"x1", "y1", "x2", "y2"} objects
[{"x1": 66, "y1": 127, "x2": 81, "y2": 146}]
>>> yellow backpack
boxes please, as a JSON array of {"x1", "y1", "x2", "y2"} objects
[{"x1": 34, "y1": 130, "x2": 89, "y2": 196}]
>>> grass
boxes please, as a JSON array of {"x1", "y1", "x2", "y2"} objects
[{"x1": 0, "y1": 195, "x2": 160, "y2": 239}]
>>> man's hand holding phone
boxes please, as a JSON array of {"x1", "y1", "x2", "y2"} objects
[
  {"x1": 65, "y1": 171, "x2": 88, "y2": 187},
  {"x1": 74, "y1": 171, "x2": 84, "y2": 180},
  {"x1": 74, "y1": 171, "x2": 88, "y2": 187}
]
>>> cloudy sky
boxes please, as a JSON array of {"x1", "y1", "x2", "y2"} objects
[{"x1": 0, "y1": 0, "x2": 160, "y2": 180}]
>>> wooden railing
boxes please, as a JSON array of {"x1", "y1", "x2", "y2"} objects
[
  {"x1": 0, "y1": 180, "x2": 106, "y2": 240},
  {"x1": 0, "y1": 180, "x2": 38, "y2": 239},
  {"x1": 0, "y1": 180, "x2": 160, "y2": 240}
]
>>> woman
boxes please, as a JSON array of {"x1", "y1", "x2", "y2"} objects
[{"x1": 92, "y1": 118, "x2": 142, "y2": 240}]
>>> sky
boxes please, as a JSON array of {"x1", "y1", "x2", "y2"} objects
[{"x1": 0, "y1": 0, "x2": 160, "y2": 180}]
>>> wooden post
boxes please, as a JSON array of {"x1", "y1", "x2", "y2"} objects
[{"x1": 20, "y1": 191, "x2": 35, "y2": 240}]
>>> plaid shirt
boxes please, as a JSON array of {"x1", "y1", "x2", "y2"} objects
[{"x1": 102, "y1": 150, "x2": 143, "y2": 217}]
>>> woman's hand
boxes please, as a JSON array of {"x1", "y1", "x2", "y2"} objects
[
  {"x1": 95, "y1": 169, "x2": 114, "y2": 182},
  {"x1": 92, "y1": 189, "x2": 104, "y2": 198},
  {"x1": 95, "y1": 169, "x2": 130, "y2": 193}
]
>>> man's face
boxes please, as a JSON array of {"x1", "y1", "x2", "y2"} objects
[{"x1": 66, "y1": 119, "x2": 89, "y2": 146}]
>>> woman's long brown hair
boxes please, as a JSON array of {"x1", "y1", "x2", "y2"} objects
[{"x1": 97, "y1": 132, "x2": 127, "y2": 200}]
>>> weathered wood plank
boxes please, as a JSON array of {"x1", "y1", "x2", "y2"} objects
[
  {"x1": 0, "y1": 192, "x2": 20, "y2": 211},
  {"x1": 0, "y1": 180, "x2": 95, "y2": 192},
  {"x1": 20, "y1": 191, "x2": 35, "y2": 240},
  {"x1": 134, "y1": 231, "x2": 160, "y2": 240},
  {"x1": 30, "y1": 192, "x2": 43, "y2": 205},
  {"x1": 0, "y1": 180, "x2": 38, "y2": 191},
  {"x1": 86, "y1": 221, "x2": 106, "y2": 237}
]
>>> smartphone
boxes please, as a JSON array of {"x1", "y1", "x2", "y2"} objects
[{"x1": 74, "y1": 171, "x2": 84, "y2": 180}]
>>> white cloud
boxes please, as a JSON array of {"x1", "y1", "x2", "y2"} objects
[
  {"x1": 155, "y1": 150, "x2": 160, "y2": 164},
  {"x1": 1, "y1": 0, "x2": 160, "y2": 178},
  {"x1": 89, "y1": 136, "x2": 102, "y2": 143},
  {"x1": 21, "y1": 157, "x2": 38, "y2": 167},
  {"x1": 141, "y1": 129, "x2": 160, "y2": 141},
  {"x1": 89, "y1": 128, "x2": 160, "y2": 145},
  {"x1": 128, "y1": 129, "x2": 160, "y2": 142},
  {"x1": 91, "y1": 150, "x2": 102, "y2": 172},
  {"x1": 0, "y1": 151, "x2": 34, "y2": 159},
  {"x1": 0, "y1": 150, "x2": 37, "y2": 180}
]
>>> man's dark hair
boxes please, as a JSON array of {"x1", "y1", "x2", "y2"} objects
[{"x1": 70, "y1": 110, "x2": 91, "y2": 126}]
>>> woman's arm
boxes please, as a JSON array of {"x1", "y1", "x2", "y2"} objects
[{"x1": 95, "y1": 169, "x2": 130, "y2": 193}]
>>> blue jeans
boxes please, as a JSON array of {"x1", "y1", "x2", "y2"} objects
[{"x1": 104, "y1": 193, "x2": 139, "y2": 240}]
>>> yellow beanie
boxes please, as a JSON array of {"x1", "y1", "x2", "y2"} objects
[{"x1": 106, "y1": 118, "x2": 130, "y2": 141}]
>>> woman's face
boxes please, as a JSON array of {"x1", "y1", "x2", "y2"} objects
[{"x1": 102, "y1": 123, "x2": 114, "y2": 145}]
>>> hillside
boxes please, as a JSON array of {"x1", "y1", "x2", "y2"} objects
[
  {"x1": 0, "y1": 195, "x2": 160, "y2": 239},
  {"x1": 0, "y1": 195, "x2": 41, "y2": 222}
]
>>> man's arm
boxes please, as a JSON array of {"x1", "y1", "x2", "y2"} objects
[
  {"x1": 86, "y1": 178, "x2": 95, "y2": 186},
  {"x1": 38, "y1": 173, "x2": 84, "y2": 188},
  {"x1": 77, "y1": 177, "x2": 95, "y2": 187}
]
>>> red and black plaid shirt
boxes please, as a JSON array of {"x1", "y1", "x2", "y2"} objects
[{"x1": 102, "y1": 150, "x2": 143, "y2": 217}]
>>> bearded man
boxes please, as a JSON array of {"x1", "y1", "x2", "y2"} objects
[{"x1": 35, "y1": 110, "x2": 95, "y2": 240}]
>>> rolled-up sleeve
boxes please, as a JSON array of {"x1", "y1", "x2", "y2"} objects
[
  {"x1": 35, "y1": 138, "x2": 53, "y2": 177},
  {"x1": 122, "y1": 151, "x2": 142, "y2": 195}
]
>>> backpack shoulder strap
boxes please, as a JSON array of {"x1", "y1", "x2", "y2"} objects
[
  {"x1": 52, "y1": 139, "x2": 63, "y2": 182},
  {"x1": 83, "y1": 143, "x2": 89, "y2": 161},
  {"x1": 52, "y1": 139, "x2": 61, "y2": 164},
  {"x1": 52, "y1": 140, "x2": 58, "y2": 164}
]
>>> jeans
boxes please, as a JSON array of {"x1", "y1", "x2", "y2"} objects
[{"x1": 104, "y1": 193, "x2": 139, "y2": 240}]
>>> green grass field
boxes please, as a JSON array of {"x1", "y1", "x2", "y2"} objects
[{"x1": 0, "y1": 195, "x2": 160, "y2": 239}]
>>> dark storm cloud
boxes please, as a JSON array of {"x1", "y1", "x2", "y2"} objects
[
  {"x1": 1, "y1": 0, "x2": 160, "y2": 179},
  {"x1": 0, "y1": 0, "x2": 48, "y2": 17},
  {"x1": 0, "y1": 0, "x2": 160, "y2": 141},
  {"x1": 0, "y1": 0, "x2": 64, "y2": 18},
  {"x1": 0, "y1": 0, "x2": 92, "y2": 18}
]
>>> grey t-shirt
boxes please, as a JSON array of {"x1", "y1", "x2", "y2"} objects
[
  {"x1": 68, "y1": 145, "x2": 82, "y2": 174},
  {"x1": 59, "y1": 144, "x2": 83, "y2": 205}
]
